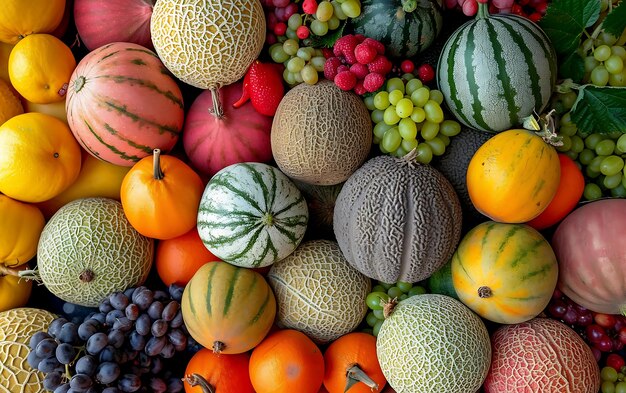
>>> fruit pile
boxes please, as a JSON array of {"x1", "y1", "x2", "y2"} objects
[{"x1": 1, "y1": 0, "x2": 626, "y2": 393}]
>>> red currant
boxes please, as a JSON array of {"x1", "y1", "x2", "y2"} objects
[
  {"x1": 417, "y1": 63, "x2": 435, "y2": 83},
  {"x1": 594, "y1": 313, "x2": 618, "y2": 329},
  {"x1": 607, "y1": 354, "x2": 626, "y2": 371},
  {"x1": 400, "y1": 60, "x2": 415, "y2": 74},
  {"x1": 296, "y1": 25, "x2": 310, "y2": 39},
  {"x1": 273, "y1": 22, "x2": 287, "y2": 36},
  {"x1": 619, "y1": 327, "x2": 626, "y2": 345}
]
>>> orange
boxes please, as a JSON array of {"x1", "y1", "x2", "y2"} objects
[
  {"x1": 0, "y1": 41, "x2": 13, "y2": 84},
  {"x1": 0, "y1": 0, "x2": 66, "y2": 44},
  {"x1": 0, "y1": 78, "x2": 22, "y2": 124},
  {"x1": 155, "y1": 227, "x2": 221, "y2": 286},
  {"x1": 0, "y1": 194, "x2": 45, "y2": 267},
  {"x1": 8, "y1": 33, "x2": 76, "y2": 104},
  {"x1": 0, "y1": 112, "x2": 81, "y2": 203}
]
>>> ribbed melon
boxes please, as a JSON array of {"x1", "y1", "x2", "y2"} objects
[
  {"x1": 376, "y1": 294, "x2": 491, "y2": 393},
  {"x1": 36, "y1": 197, "x2": 154, "y2": 307},
  {"x1": 271, "y1": 80, "x2": 372, "y2": 186},
  {"x1": 267, "y1": 240, "x2": 371, "y2": 344},
  {"x1": 436, "y1": 3, "x2": 556, "y2": 133},
  {"x1": 0, "y1": 307, "x2": 56, "y2": 393}
]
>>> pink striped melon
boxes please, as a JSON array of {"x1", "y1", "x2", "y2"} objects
[
  {"x1": 182, "y1": 83, "x2": 273, "y2": 178},
  {"x1": 65, "y1": 42, "x2": 184, "y2": 166}
]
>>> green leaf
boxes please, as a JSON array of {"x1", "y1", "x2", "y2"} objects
[
  {"x1": 558, "y1": 52, "x2": 585, "y2": 83},
  {"x1": 304, "y1": 20, "x2": 347, "y2": 49},
  {"x1": 570, "y1": 85, "x2": 626, "y2": 137},
  {"x1": 602, "y1": 1, "x2": 626, "y2": 38},
  {"x1": 539, "y1": 0, "x2": 600, "y2": 55}
]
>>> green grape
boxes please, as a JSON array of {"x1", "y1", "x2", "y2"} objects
[
  {"x1": 426, "y1": 137, "x2": 446, "y2": 156},
  {"x1": 394, "y1": 146, "x2": 408, "y2": 157},
  {"x1": 424, "y1": 100, "x2": 444, "y2": 123},
  {"x1": 415, "y1": 143, "x2": 433, "y2": 164},
  {"x1": 331, "y1": 0, "x2": 348, "y2": 20},
  {"x1": 383, "y1": 106, "x2": 400, "y2": 125},
  {"x1": 564, "y1": 150, "x2": 578, "y2": 161},
  {"x1": 410, "y1": 107, "x2": 426, "y2": 123},
  {"x1": 270, "y1": 44, "x2": 290, "y2": 63},
  {"x1": 560, "y1": 91, "x2": 578, "y2": 109},
  {"x1": 372, "y1": 309, "x2": 384, "y2": 319},
  {"x1": 388, "y1": 90, "x2": 404, "y2": 106},
  {"x1": 398, "y1": 294, "x2": 408, "y2": 301},
  {"x1": 296, "y1": 48, "x2": 312, "y2": 61},
  {"x1": 316, "y1": 1, "x2": 334, "y2": 22},
  {"x1": 401, "y1": 138, "x2": 418, "y2": 153},
  {"x1": 373, "y1": 135, "x2": 381, "y2": 145},
  {"x1": 440, "y1": 120, "x2": 461, "y2": 137},
  {"x1": 560, "y1": 111, "x2": 573, "y2": 126},
  {"x1": 371, "y1": 109, "x2": 384, "y2": 123},
  {"x1": 396, "y1": 281, "x2": 413, "y2": 293},
  {"x1": 556, "y1": 135, "x2": 572, "y2": 152},
  {"x1": 420, "y1": 121, "x2": 439, "y2": 141},
  {"x1": 585, "y1": 133, "x2": 605, "y2": 149},
  {"x1": 610, "y1": 70, "x2": 626, "y2": 87},
  {"x1": 285, "y1": 28, "x2": 298, "y2": 40},
  {"x1": 398, "y1": 118, "x2": 417, "y2": 140},
  {"x1": 382, "y1": 127, "x2": 402, "y2": 152},
  {"x1": 605, "y1": 173, "x2": 623, "y2": 189},
  {"x1": 327, "y1": 15, "x2": 340, "y2": 30},
  {"x1": 439, "y1": 134, "x2": 450, "y2": 146},
  {"x1": 410, "y1": 87, "x2": 430, "y2": 107},
  {"x1": 606, "y1": 55, "x2": 624, "y2": 74},
  {"x1": 601, "y1": 155, "x2": 625, "y2": 176},
  {"x1": 584, "y1": 183, "x2": 603, "y2": 200},
  {"x1": 559, "y1": 124, "x2": 578, "y2": 137},
  {"x1": 603, "y1": 381, "x2": 617, "y2": 393},
  {"x1": 578, "y1": 148, "x2": 596, "y2": 165},
  {"x1": 301, "y1": 64, "x2": 318, "y2": 85},
  {"x1": 373, "y1": 122, "x2": 393, "y2": 139},
  {"x1": 408, "y1": 286, "x2": 426, "y2": 297},
  {"x1": 378, "y1": 281, "x2": 394, "y2": 289},
  {"x1": 589, "y1": 155, "x2": 607, "y2": 173},
  {"x1": 310, "y1": 20, "x2": 329, "y2": 36},
  {"x1": 387, "y1": 286, "x2": 403, "y2": 299},
  {"x1": 405, "y1": 78, "x2": 423, "y2": 95},
  {"x1": 341, "y1": 0, "x2": 361, "y2": 18},
  {"x1": 283, "y1": 68, "x2": 297, "y2": 85},
  {"x1": 287, "y1": 57, "x2": 305, "y2": 73},
  {"x1": 287, "y1": 13, "x2": 302, "y2": 30},
  {"x1": 277, "y1": 35, "x2": 287, "y2": 43},
  {"x1": 374, "y1": 91, "x2": 390, "y2": 110},
  {"x1": 294, "y1": 71, "x2": 303, "y2": 83},
  {"x1": 611, "y1": 184, "x2": 626, "y2": 197},
  {"x1": 395, "y1": 98, "x2": 414, "y2": 118},
  {"x1": 616, "y1": 382, "x2": 626, "y2": 393},
  {"x1": 310, "y1": 56, "x2": 326, "y2": 72},
  {"x1": 612, "y1": 46, "x2": 626, "y2": 60},
  {"x1": 603, "y1": 367, "x2": 619, "y2": 383},
  {"x1": 596, "y1": 139, "x2": 616, "y2": 156},
  {"x1": 616, "y1": 134, "x2": 626, "y2": 154},
  {"x1": 401, "y1": 73, "x2": 415, "y2": 81},
  {"x1": 600, "y1": 32, "x2": 619, "y2": 46},
  {"x1": 594, "y1": 45, "x2": 612, "y2": 62},
  {"x1": 584, "y1": 56, "x2": 600, "y2": 73},
  {"x1": 428, "y1": 89, "x2": 444, "y2": 105},
  {"x1": 570, "y1": 135, "x2": 585, "y2": 153},
  {"x1": 365, "y1": 311, "x2": 379, "y2": 327},
  {"x1": 587, "y1": 166, "x2": 601, "y2": 178},
  {"x1": 387, "y1": 78, "x2": 405, "y2": 94},
  {"x1": 592, "y1": 65, "x2": 610, "y2": 86},
  {"x1": 363, "y1": 95, "x2": 376, "y2": 111},
  {"x1": 372, "y1": 319, "x2": 384, "y2": 336},
  {"x1": 379, "y1": 143, "x2": 389, "y2": 154},
  {"x1": 282, "y1": 39, "x2": 299, "y2": 56},
  {"x1": 371, "y1": 284, "x2": 386, "y2": 293},
  {"x1": 366, "y1": 292, "x2": 390, "y2": 310}
]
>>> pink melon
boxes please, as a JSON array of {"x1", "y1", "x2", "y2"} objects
[
  {"x1": 74, "y1": 0, "x2": 155, "y2": 50},
  {"x1": 66, "y1": 42, "x2": 184, "y2": 166},
  {"x1": 182, "y1": 83, "x2": 273, "y2": 178},
  {"x1": 484, "y1": 317, "x2": 600, "y2": 393}
]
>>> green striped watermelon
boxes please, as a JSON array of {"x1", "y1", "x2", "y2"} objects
[
  {"x1": 349, "y1": 0, "x2": 444, "y2": 58},
  {"x1": 436, "y1": 3, "x2": 557, "y2": 133},
  {"x1": 65, "y1": 42, "x2": 184, "y2": 166},
  {"x1": 197, "y1": 162, "x2": 309, "y2": 268}
]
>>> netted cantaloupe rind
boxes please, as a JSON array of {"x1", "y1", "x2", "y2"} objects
[
  {"x1": 0, "y1": 308, "x2": 56, "y2": 393},
  {"x1": 150, "y1": 0, "x2": 266, "y2": 91}
]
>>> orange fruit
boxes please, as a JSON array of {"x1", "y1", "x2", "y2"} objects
[
  {"x1": 0, "y1": 264, "x2": 33, "y2": 312},
  {"x1": 0, "y1": 41, "x2": 13, "y2": 84},
  {"x1": 0, "y1": 112, "x2": 81, "y2": 203},
  {"x1": 0, "y1": 78, "x2": 22, "y2": 124},
  {"x1": 0, "y1": 0, "x2": 66, "y2": 44},
  {"x1": 8, "y1": 33, "x2": 76, "y2": 104},
  {"x1": 155, "y1": 227, "x2": 221, "y2": 286}
]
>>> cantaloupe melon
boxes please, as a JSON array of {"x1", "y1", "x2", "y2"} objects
[
  {"x1": 36, "y1": 197, "x2": 154, "y2": 307},
  {"x1": 267, "y1": 240, "x2": 371, "y2": 344},
  {"x1": 0, "y1": 307, "x2": 56, "y2": 393},
  {"x1": 376, "y1": 294, "x2": 491, "y2": 393},
  {"x1": 271, "y1": 80, "x2": 372, "y2": 186}
]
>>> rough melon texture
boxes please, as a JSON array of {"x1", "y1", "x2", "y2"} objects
[
  {"x1": 376, "y1": 294, "x2": 491, "y2": 393},
  {"x1": 267, "y1": 240, "x2": 371, "y2": 344},
  {"x1": 37, "y1": 197, "x2": 154, "y2": 307},
  {"x1": 333, "y1": 155, "x2": 462, "y2": 283},
  {"x1": 271, "y1": 80, "x2": 372, "y2": 186},
  {"x1": 150, "y1": 0, "x2": 266, "y2": 90},
  {"x1": 0, "y1": 308, "x2": 56, "y2": 393},
  {"x1": 484, "y1": 317, "x2": 600, "y2": 393}
]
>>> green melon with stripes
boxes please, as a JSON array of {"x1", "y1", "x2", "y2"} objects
[
  {"x1": 349, "y1": 0, "x2": 444, "y2": 58},
  {"x1": 451, "y1": 221, "x2": 558, "y2": 324},
  {"x1": 197, "y1": 162, "x2": 309, "y2": 268},
  {"x1": 65, "y1": 42, "x2": 184, "y2": 166},
  {"x1": 181, "y1": 261, "x2": 277, "y2": 354},
  {"x1": 436, "y1": 3, "x2": 557, "y2": 133}
]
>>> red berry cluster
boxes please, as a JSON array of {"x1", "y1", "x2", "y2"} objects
[
  {"x1": 445, "y1": 0, "x2": 547, "y2": 21},
  {"x1": 391, "y1": 60, "x2": 436, "y2": 85},
  {"x1": 323, "y1": 34, "x2": 392, "y2": 95}
]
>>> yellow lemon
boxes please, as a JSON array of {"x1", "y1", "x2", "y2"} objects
[
  {"x1": 0, "y1": 78, "x2": 22, "y2": 125},
  {"x1": 0, "y1": 112, "x2": 81, "y2": 202},
  {"x1": 9, "y1": 33, "x2": 76, "y2": 104},
  {"x1": 0, "y1": 0, "x2": 66, "y2": 44}
]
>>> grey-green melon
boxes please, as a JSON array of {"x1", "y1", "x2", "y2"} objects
[
  {"x1": 376, "y1": 294, "x2": 491, "y2": 393},
  {"x1": 333, "y1": 155, "x2": 462, "y2": 284},
  {"x1": 267, "y1": 240, "x2": 371, "y2": 344},
  {"x1": 36, "y1": 197, "x2": 154, "y2": 307}
]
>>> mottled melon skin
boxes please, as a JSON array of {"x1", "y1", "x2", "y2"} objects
[
  {"x1": 37, "y1": 197, "x2": 154, "y2": 307},
  {"x1": 271, "y1": 80, "x2": 372, "y2": 186},
  {"x1": 267, "y1": 240, "x2": 371, "y2": 344},
  {"x1": 150, "y1": 0, "x2": 266, "y2": 89},
  {"x1": 333, "y1": 155, "x2": 462, "y2": 283},
  {"x1": 484, "y1": 318, "x2": 600, "y2": 393},
  {"x1": 376, "y1": 294, "x2": 491, "y2": 393},
  {"x1": 0, "y1": 308, "x2": 56, "y2": 393}
]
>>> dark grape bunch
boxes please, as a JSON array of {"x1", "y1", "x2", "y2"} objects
[{"x1": 27, "y1": 285, "x2": 191, "y2": 393}]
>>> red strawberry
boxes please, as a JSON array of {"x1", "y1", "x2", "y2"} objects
[{"x1": 233, "y1": 60, "x2": 285, "y2": 116}]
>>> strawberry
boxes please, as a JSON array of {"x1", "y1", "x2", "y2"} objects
[{"x1": 233, "y1": 60, "x2": 285, "y2": 116}]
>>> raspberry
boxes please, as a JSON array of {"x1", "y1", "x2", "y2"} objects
[
  {"x1": 302, "y1": 0, "x2": 318, "y2": 14},
  {"x1": 323, "y1": 57, "x2": 343, "y2": 81},
  {"x1": 362, "y1": 38, "x2": 385, "y2": 55},
  {"x1": 296, "y1": 25, "x2": 310, "y2": 39},
  {"x1": 363, "y1": 72, "x2": 385, "y2": 93},
  {"x1": 322, "y1": 48, "x2": 334, "y2": 59},
  {"x1": 334, "y1": 71, "x2": 357, "y2": 91},
  {"x1": 354, "y1": 80, "x2": 366, "y2": 96},
  {"x1": 350, "y1": 63, "x2": 369, "y2": 79},
  {"x1": 355, "y1": 43, "x2": 377, "y2": 65},
  {"x1": 367, "y1": 55, "x2": 392, "y2": 75},
  {"x1": 333, "y1": 34, "x2": 359, "y2": 58},
  {"x1": 354, "y1": 34, "x2": 366, "y2": 43},
  {"x1": 417, "y1": 63, "x2": 435, "y2": 83}
]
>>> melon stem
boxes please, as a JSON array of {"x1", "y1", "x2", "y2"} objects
[
  {"x1": 153, "y1": 149, "x2": 164, "y2": 180},
  {"x1": 184, "y1": 373, "x2": 216, "y2": 393},
  {"x1": 212, "y1": 341, "x2": 225, "y2": 354},
  {"x1": 477, "y1": 2, "x2": 489, "y2": 19},
  {"x1": 208, "y1": 88, "x2": 224, "y2": 119},
  {"x1": 0, "y1": 264, "x2": 21, "y2": 277},
  {"x1": 16, "y1": 267, "x2": 43, "y2": 285},
  {"x1": 344, "y1": 364, "x2": 379, "y2": 392},
  {"x1": 478, "y1": 286, "x2": 492, "y2": 298},
  {"x1": 73, "y1": 76, "x2": 86, "y2": 93},
  {"x1": 382, "y1": 297, "x2": 398, "y2": 319}
]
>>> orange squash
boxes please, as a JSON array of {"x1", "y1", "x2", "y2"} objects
[
  {"x1": 323, "y1": 332, "x2": 386, "y2": 393},
  {"x1": 466, "y1": 129, "x2": 560, "y2": 223},
  {"x1": 183, "y1": 349, "x2": 255, "y2": 393},
  {"x1": 0, "y1": 263, "x2": 33, "y2": 311},
  {"x1": 0, "y1": 0, "x2": 66, "y2": 44},
  {"x1": 249, "y1": 329, "x2": 325, "y2": 393},
  {"x1": 0, "y1": 194, "x2": 45, "y2": 267},
  {"x1": 120, "y1": 149, "x2": 205, "y2": 240}
]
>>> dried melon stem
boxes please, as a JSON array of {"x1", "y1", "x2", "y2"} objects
[
  {"x1": 153, "y1": 149, "x2": 164, "y2": 180},
  {"x1": 398, "y1": 147, "x2": 419, "y2": 167},
  {"x1": 382, "y1": 297, "x2": 398, "y2": 319},
  {"x1": 0, "y1": 264, "x2": 21, "y2": 277},
  {"x1": 184, "y1": 373, "x2": 216, "y2": 393},
  {"x1": 212, "y1": 341, "x2": 225, "y2": 354},
  {"x1": 345, "y1": 364, "x2": 379, "y2": 392},
  {"x1": 478, "y1": 285, "x2": 492, "y2": 298},
  {"x1": 208, "y1": 88, "x2": 224, "y2": 119},
  {"x1": 16, "y1": 267, "x2": 43, "y2": 285},
  {"x1": 79, "y1": 269, "x2": 95, "y2": 282}
]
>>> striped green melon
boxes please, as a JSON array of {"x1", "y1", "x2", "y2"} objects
[
  {"x1": 376, "y1": 294, "x2": 491, "y2": 393},
  {"x1": 197, "y1": 162, "x2": 309, "y2": 268},
  {"x1": 36, "y1": 197, "x2": 154, "y2": 307},
  {"x1": 181, "y1": 261, "x2": 276, "y2": 354},
  {"x1": 267, "y1": 240, "x2": 371, "y2": 344},
  {"x1": 436, "y1": 3, "x2": 557, "y2": 133},
  {"x1": 66, "y1": 42, "x2": 185, "y2": 166},
  {"x1": 349, "y1": 0, "x2": 444, "y2": 58}
]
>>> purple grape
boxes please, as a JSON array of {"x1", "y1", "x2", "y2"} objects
[
  {"x1": 108, "y1": 329, "x2": 125, "y2": 349},
  {"x1": 58, "y1": 322, "x2": 79, "y2": 345},
  {"x1": 43, "y1": 371, "x2": 63, "y2": 391},
  {"x1": 112, "y1": 317, "x2": 133, "y2": 332},
  {"x1": 135, "y1": 314, "x2": 151, "y2": 336},
  {"x1": 125, "y1": 304, "x2": 140, "y2": 321},
  {"x1": 547, "y1": 299, "x2": 567, "y2": 318},
  {"x1": 27, "y1": 350, "x2": 43, "y2": 369},
  {"x1": 86, "y1": 332, "x2": 108, "y2": 355},
  {"x1": 273, "y1": 0, "x2": 290, "y2": 7},
  {"x1": 596, "y1": 336, "x2": 614, "y2": 352},
  {"x1": 53, "y1": 383, "x2": 70, "y2": 393},
  {"x1": 70, "y1": 374, "x2": 93, "y2": 390},
  {"x1": 89, "y1": 313, "x2": 106, "y2": 325},
  {"x1": 106, "y1": 310, "x2": 125, "y2": 326},
  {"x1": 168, "y1": 285, "x2": 184, "y2": 302},
  {"x1": 577, "y1": 312, "x2": 593, "y2": 326},
  {"x1": 150, "y1": 357, "x2": 163, "y2": 375},
  {"x1": 160, "y1": 342, "x2": 175, "y2": 359},
  {"x1": 562, "y1": 307, "x2": 578, "y2": 325},
  {"x1": 284, "y1": 2, "x2": 298, "y2": 19},
  {"x1": 148, "y1": 377, "x2": 167, "y2": 393},
  {"x1": 274, "y1": 6, "x2": 286, "y2": 21},
  {"x1": 38, "y1": 356, "x2": 63, "y2": 373},
  {"x1": 151, "y1": 319, "x2": 168, "y2": 338},
  {"x1": 129, "y1": 331, "x2": 146, "y2": 352},
  {"x1": 35, "y1": 338, "x2": 58, "y2": 358},
  {"x1": 118, "y1": 374, "x2": 141, "y2": 393},
  {"x1": 170, "y1": 311, "x2": 183, "y2": 329},
  {"x1": 99, "y1": 299, "x2": 113, "y2": 313},
  {"x1": 29, "y1": 331, "x2": 51, "y2": 350},
  {"x1": 96, "y1": 362, "x2": 121, "y2": 385},
  {"x1": 75, "y1": 355, "x2": 98, "y2": 376},
  {"x1": 167, "y1": 329, "x2": 187, "y2": 352},
  {"x1": 78, "y1": 321, "x2": 99, "y2": 341},
  {"x1": 98, "y1": 345, "x2": 118, "y2": 363},
  {"x1": 147, "y1": 302, "x2": 164, "y2": 320},
  {"x1": 131, "y1": 287, "x2": 154, "y2": 310},
  {"x1": 161, "y1": 302, "x2": 179, "y2": 322},
  {"x1": 123, "y1": 287, "x2": 136, "y2": 299},
  {"x1": 56, "y1": 343, "x2": 76, "y2": 365},
  {"x1": 585, "y1": 324, "x2": 606, "y2": 343},
  {"x1": 166, "y1": 377, "x2": 184, "y2": 393},
  {"x1": 145, "y1": 336, "x2": 167, "y2": 357},
  {"x1": 103, "y1": 388, "x2": 122, "y2": 393},
  {"x1": 47, "y1": 318, "x2": 68, "y2": 339},
  {"x1": 109, "y1": 292, "x2": 130, "y2": 311},
  {"x1": 154, "y1": 290, "x2": 169, "y2": 301}
]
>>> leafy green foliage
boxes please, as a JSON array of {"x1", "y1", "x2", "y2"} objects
[
  {"x1": 538, "y1": 0, "x2": 600, "y2": 55},
  {"x1": 304, "y1": 20, "x2": 347, "y2": 48},
  {"x1": 602, "y1": 1, "x2": 626, "y2": 37},
  {"x1": 570, "y1": 86, "x2": 626, "y2": 136}
]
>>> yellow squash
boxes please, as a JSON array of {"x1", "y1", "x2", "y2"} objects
[
  {"x1": 0, "y1": 264, "x2": 33, "y2": 312},
  {"x1": 0, "y1": 194, "x2": 45, "y2": 267},
  {"x1": 0, "y1": 78, "x2": 22, "y2": 125},
  {"x1": 0, "y1": 0, "x2": 66, "y2": 44}
]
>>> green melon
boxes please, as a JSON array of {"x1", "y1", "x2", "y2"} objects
[
  {"x1": 36, "y1": 197, "x2": 154, "y2": 307},
  {"x1": 376, "y1": 294, "x2": 491, "y2": 393},
  {"x1": 267, "y1": 240, "x2": 371, "y2": 344},
  {"x1": 0, "y1": 307, "x2": 56, "y2": 393}
]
